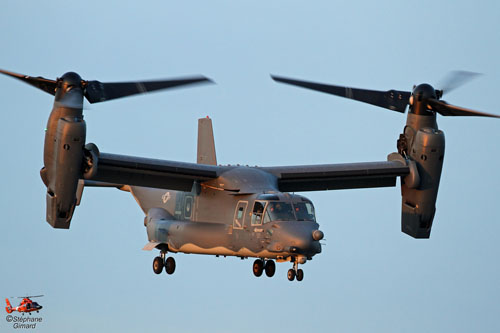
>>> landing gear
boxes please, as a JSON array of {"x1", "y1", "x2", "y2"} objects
[
  {"x1": 264, "y1": 260, "x2": 276, "y2": 277},
  {"x1": 253, "y1": 259, "x2": 276, "y2": 278},
  {"x1": 165, "y1": 256, "x2": 176, "y2": 275},
  {"x1": 153, "y1": 250, "x2": 176, "y2": 275},
  {"x1": 296, "y1": 269, "x2": 304, "y2": 281},
  {"x1": 253, "y1": 259, "x2": 264, "y2": 277},
  {"x1": 153, "y1": 256, "x2": 163, "y2": 274},
  {"x1": 287, "y1": 258, "x2": 304, "y2": 282}
]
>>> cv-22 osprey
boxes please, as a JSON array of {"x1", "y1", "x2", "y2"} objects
[{"x1": 1, "y1": 69, "x2": 498, "y2": 281}]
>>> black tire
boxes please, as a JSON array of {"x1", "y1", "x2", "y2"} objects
[
  {"x1": 153, "y1": 256, "x2": 163, "y2": 274},
  {"x1": 296, "y1": 269, "x2": 304, "y2": 281},
  {"x1": 287, "y1": 269, "x2": 295, "y2": 281},
  {"x1": 264, "y1": 260, "x2": 276, "y2": 277},
  {"x1": 253, "y1": 259, "x2": 264, "y2": 277},
  {"x1": 165, "y1": 257, "x2": 176, "y2": 275}
]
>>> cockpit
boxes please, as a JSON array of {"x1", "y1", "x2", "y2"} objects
[{"x1": 250, "y1": 194, "x2": 316, "y2": 225}]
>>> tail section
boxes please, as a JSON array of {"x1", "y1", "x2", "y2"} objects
[
  {"x1": 5, "y1": 298, "x2": 12, "y2": 313},
  {"x1": 197, "y1": 117, "x2": 217, "y2": 165}
]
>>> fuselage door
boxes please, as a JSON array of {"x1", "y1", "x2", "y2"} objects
[{"x1": 233, "y1": 201, "x2": 248, "y2": 229}]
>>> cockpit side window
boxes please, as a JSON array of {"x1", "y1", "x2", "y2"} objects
[
  {"x1": 293, "y1": 202, "x2": 316, "y2": 222},
  {"x1": 251, "y1": 201, "x2": 266, "y2": 225}
]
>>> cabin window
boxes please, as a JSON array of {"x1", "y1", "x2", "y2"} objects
[
  {"x1": 233, "y1": 201, "x2": 248, "y2": 229},
  {"x1": 184, "y1": 196, "x2": 193, "y2": 219},
  {"x1": 237, "y1": 207, "x2": 244, "y2": 219},
  {"x1": 251, "y1": 201, "x2": 266, "y2": 225}
]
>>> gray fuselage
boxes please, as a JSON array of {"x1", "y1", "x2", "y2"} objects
[{"x1": 131, "y1": 166, "x2": 323, "y2": 263}]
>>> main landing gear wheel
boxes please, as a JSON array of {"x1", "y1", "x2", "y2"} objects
[
  {"x1": 165, "y1": 257, "x2": 176, "y2": 275},
  {"x1": 287, "y1": 269, "x2": 296, "y2": 281},
  {"x1": 264, "y1": 260, "x2": 276, "y2": 277},
  {"x1": 153, "y1": 256, "x2": 164, "y2": 274},
  {"x1": 253, "y1": 259, "x2": 264, "y2": 277}
]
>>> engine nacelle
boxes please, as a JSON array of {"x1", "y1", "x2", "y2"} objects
[
  {"x1": 400, "y1": 113, "x2": 445, "y2": 238},
  {"x1": 45, "y1": 117, "x2": 86, "y2": 228}
]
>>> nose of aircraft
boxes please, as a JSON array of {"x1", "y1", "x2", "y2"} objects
[{"x1": 278, "y1": 221, "x2": 323, "y2": 255}]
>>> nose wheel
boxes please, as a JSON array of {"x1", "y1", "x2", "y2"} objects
[
  {"x1": 296, "y1": 269, "x2": 304, "y2": 281},
  {"x1": 153, "y1": 256, "x2": 163, "y2": 274},
  {"x1": 165, "y1": 256, "x2": 176, "y2": 275},
  {"x1": 287, "y1": 259, "x2": 304, "y2": 282},
  {"x1": 152, "y1": 251, "x2": 176, "y2": 275}
]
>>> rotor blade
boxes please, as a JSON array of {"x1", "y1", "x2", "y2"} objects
[
  {"x1": 438, "y1": 70, "x2": 481, "y2": 95},
  {"x1": 271, "y1": 75, "x2": 411, "y2": 113},
  {"x1": 427, "y1": 98, "x2": 500, "y2": 118},
  {"x1": 84, "y1": 76, "x2": 213, "y2": 104},
  {"x1": 0, "y1": 69, "x2": 57, "y2": 96}
]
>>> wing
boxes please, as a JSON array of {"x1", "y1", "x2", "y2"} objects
[
  {"x1": 86, "y1": 152, "x2": 226, "y2": 191},
  {"x1": 260, "y1": 160, "x2": 409, "y2": 192}
]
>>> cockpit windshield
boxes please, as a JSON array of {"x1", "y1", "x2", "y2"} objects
[
  {"x1": 262, "y1": 200, "x2": 316, "y2": 223},
  {"x1": 264, "y1": 202, "x2": 295, "y2": 222}
]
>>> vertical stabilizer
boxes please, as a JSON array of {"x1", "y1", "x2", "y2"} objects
[
  {"x1": 197, "y1": 117, "x2": 217, "y2": 165},
  {"x1": 5, "y1": 299, "x2": 13, "y2": 313}
]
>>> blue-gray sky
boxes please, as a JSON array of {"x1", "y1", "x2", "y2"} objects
[{"x1": 1, "y1": 1, "x2": 499, "y2": 332}]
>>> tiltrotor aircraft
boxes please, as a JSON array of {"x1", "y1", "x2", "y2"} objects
[{"x1": 1, "y1": 69, "x2": 498, "y2": 282}]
